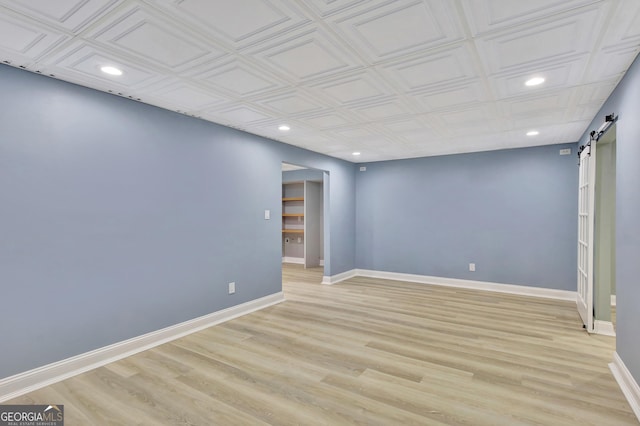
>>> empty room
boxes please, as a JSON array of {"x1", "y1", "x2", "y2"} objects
[{"x1": 1, "y1": 1, "x2": 639, "y2": 424}]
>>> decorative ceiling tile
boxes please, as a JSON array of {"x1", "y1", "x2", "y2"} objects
[
  {"x1": 399, "y1": 129, "x2": 442, "y2": 144},
  {"x1": 504, "y1": 91, "x2": 572, "y2": 119},
  {"x1": 251, "y1": 28, "x2": 362, "y2": 82},
  {"x1": 157, "y1": 0, "x2": 310, "y2": 48},
  {"x1": 48, "y1": 42, "x2": 157, "y2": 87},
  {"x1": 590, "y1": 0, "x2": 640, "y2": 49},
  {"x1": 152, "y1": 82, "x2": 225, "y2": 111},
  {"x1": 196, "y1": 59, "x2": 285, "y2": 97},
  {"x1": 1, "y1": 0, "x2": 120, "y2": 32},
  {"x1": 488, "y1": 56, "x2": 589, "y2": 100},
  {"x1": 585, "y1": 44, "x2": 640, "y2": 82},
  {"x1": 90, "y1": 6, "x2": 215, "y2": 69},
  {"x1": 571, "y1": 103, "x2": 603, "y2": 122},
  {"x1": 254, "y1": 90, "x2": 325, "y2": 116},
  {"x1": 380, "y1": 44, "x2": 477, "y2": 93},
  {"x1": 433, "y1": 105, "x2": 500, "y2": 137},
  {"x1": 0, "y1": 11, "x2": 67, "y2": 60},
  {"x1": 299, "y1": 112, "x2": 352, "y2": 129},
  {"x1": 415, "y1": 81, "x2": 488, "y2": 110},
  {"x1": 309, "y1": 71, "x2": 392, "y2": 106},
  {"x1": 461, "y1": 0, "x2": 599, "y2": 36},
  {"x1": 303, "y1": 0, "x2": 368, "y2": 18},
  {"x1": 378, "y1": 118, "x2": 430, "y2": 133},
  {"x1": 573, "y1": 80, "x2": 619, "y2": 105},
  {"x1": 205, "y1": 104, "x2": 272, "y2": 125},
  {"x1": 331, "y1": 0, "x2": 464, "y2": 62},
  {"x1": 475, "y1": 4, "x2": 606, "y2": 74},
  {"x1": 353, "y1": 98, "x2": 412, "y2": 121}
]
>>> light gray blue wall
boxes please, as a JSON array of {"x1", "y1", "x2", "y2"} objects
[
  {"x1": 0, "y1": 64, "x2": 355, "y2": 379},
  {"x1": 355, "y1": 144, "x2": 578, "y2": 290},
  {"x1": 577, "y1": 52, "x2": 640, "y2": 384},
  {"x1": 282, "y1": 168, "x2": 324, "y2": 183}
]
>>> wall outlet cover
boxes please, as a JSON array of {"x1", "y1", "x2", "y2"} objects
[
  {"x1": 469, "y1": 263, "x2": 476, "y2": 272},
  {"x1": 228, "y1": 282, "x2": 235, "y2": 294}
]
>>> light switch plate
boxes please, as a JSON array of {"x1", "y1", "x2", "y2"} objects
[{"x1": 264, "y1": 209, "x2": 270, "y2": 220}]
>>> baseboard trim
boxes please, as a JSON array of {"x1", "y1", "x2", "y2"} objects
[
  {"x1": 282, "y1": 258, "x2": 324, "y2": 266},
  {"x1": 609, "y1": 352, "x2": 640, "y2": 422},
  {"x1": 322, "y1": 269, "x2": 357, "y2": 285},
  {"x1": 594, "y1": 320, "x2": 616, "y2": 336},
  {"x1": 611, "y1": 294, "x2": 617, "y2": 306},
  {"x1": 0, "y1": 292, "x2": 285, "y2": 403},
  {"x1": 354, "y1": 269, "x2": 577, "y2": 301}
]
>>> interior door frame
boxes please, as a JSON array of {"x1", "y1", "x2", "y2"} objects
[{"x1": 281, "y1": 162, "x2": 330, "y2": 279}]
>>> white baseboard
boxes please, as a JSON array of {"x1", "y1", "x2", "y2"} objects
[
  {"x1": 354, "y1": 269, "x2": 577, "y2": 301},
  {"x1": 322, "y1": 269, "x2": 357, "y2": 285},
  {"x1": 612, "y1": 294, "x2": 617, "y2": 306},
  {"x1": 609, "y1": 352, "x2": 640, "y2": 422},
  {"x1": 594, "y1": 320, "x2": 616, "y2": 336},
  {"x1": 282, "y1": 258, "x2": 324, "y2": 266},
  {"x1": 0, "y1": 292, "x2": 285, "y2": 403}
]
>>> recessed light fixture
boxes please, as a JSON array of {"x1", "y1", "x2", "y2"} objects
[
  {"x1": 278, "y1": 124, "x2": 290, "y2": 132},
  {"x1": 527, "y1": 130, "x2": 539, "y2": 136},
  {"x1": 352, "y1": 152, "x2": 361, "y2": 156},
  {"x1": 525, "y1": 77, "x2": 545, "y2": 87},
  {"x1": 101, "y1": 66, "x2": 123, "y2": 76}
]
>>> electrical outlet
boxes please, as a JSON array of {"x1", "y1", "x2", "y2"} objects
[
  {"x1": 228, "y1": 282, "x2": 235, "y2": 294},
  {"x1": 469, "y1": 263, "x2": 476, "y2": 272}
]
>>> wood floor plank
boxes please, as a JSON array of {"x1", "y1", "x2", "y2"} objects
[{"x1": 6, "y1": 264, "x2": 638, "y2": 425}]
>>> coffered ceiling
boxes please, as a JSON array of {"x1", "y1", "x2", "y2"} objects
[{"x1": 1, "y1": 0, "x2": 639, "y2": 162}]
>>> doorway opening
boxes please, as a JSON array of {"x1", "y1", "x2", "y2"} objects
[
  {"x1": 281, "y1": 162, "x2": 329, "y2": 285},
  {"x1": 593, "y1": 125, "x2": 616, "y2": 335},
  {"x1": 576, "y1": 122, "x2": 616, "y2": 336}
]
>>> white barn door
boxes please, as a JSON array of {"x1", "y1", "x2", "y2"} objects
[{"x1": 577, "y1": 143, "x2": 596, "y2": 332}]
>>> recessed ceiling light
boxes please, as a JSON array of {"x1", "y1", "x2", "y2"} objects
[
  {"x1": 101, "y1": 66, "x2": 122, "y2": 76},
  {"x1": 527, "y1": 130, "x2": 539, "y2": 136},
  {"x1": 278, "y1": 124, "x2": 290, "y2": 132},
  {"x1": 352, "y1": 152, "x2": 361, "y2": 156},
  {"x1": 525, "y1": 77, "x2": 545, "y2": 86}
]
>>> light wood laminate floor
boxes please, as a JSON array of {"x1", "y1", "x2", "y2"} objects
[{"x1": 9, "y1": 265, "x2": 638, "y2": 425}]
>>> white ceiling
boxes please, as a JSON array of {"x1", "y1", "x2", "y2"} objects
[{"x1": 1, "y1": 0, "x2": 639, "y2": 162}]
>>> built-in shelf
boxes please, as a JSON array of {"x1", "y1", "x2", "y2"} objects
[
  {"x1": 282, "y1": 197, "x2": 304, "y2": 202},
  {"x1": 282, "y1": 229, "x2": 304, "y2": 234},
  {"x1": 282, "y1": 213, "x2": 304, "y2": 217}
]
